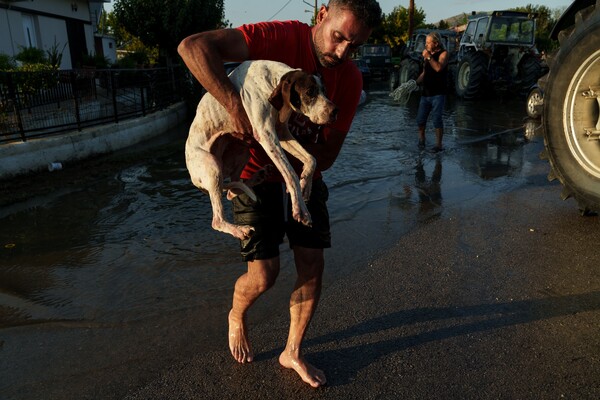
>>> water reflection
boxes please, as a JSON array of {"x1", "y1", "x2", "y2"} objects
[{"x1": 414, "y1": 154, "x2": 443, "y2": 214}]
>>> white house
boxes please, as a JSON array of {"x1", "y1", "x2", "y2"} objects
[{"x1": 0, "y1": 0, "x2": 116, "y2": 69}]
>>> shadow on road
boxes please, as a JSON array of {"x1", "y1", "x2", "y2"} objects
[{"x1": 289, "y1": 291, "x2": 600, "y2": 386}]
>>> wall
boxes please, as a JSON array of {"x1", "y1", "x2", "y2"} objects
[{"x1": 0, "y1": 102, "x2": 188, "y2": 180}]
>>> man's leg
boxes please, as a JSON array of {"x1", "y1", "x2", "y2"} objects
[
  {"x1": 418, "y1": 126, "x2": 426, "y2": 146},
  {"x1": 230, "y1": 182, "x2": 286, "y2": 363},
  {"x1": 278, "y1": 245, "x2": 326, "y2": 387},
  {"x1": 416, "y1": 96, "x2": 431, "y2": 147},
  {"x1": 432, "y1": 95, "x2": 446, "y2": 150},
  {"x1": 229, "y1": 257, "x2": 280, "y2": 363}
]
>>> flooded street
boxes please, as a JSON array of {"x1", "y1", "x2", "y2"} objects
[
  {"x1": 2, "y1": 82, "x2": 597, "y2": 399},
  {"x1": 0, "y1": 85, "x2": 537, "y2": 331}
]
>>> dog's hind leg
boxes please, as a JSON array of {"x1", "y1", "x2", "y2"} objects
[
  {"x1": 187, "y1": 149, "x2": 254, "y2": 240},
  {"x1": 208, "y1": 188, "x2": 255, "y2": 240}
]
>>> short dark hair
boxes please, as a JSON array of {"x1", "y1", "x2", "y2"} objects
[{"x1": 328, "y1": 0, "x2": 383, "y2": 29}]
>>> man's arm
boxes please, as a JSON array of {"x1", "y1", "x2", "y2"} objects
[
  {"x1": 177, "y1": 29, "x2": 253, "y2": 141},
  {"x1": 422, "y1": 49, "x2": 448, "y2": 73}
]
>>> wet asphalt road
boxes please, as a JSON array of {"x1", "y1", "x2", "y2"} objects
[
  {"x1": 1, "y1": 86, "x2": 600, "y2": 399},
  {"x1": 123, "y1": 165, "x2": 600, "y2": 399}
]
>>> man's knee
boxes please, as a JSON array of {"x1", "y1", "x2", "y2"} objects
[
  {"x1": 293, "y1": 246, "x2": 324, "y2": 281},
  {"x1": 249, "y1": 259, "x2": 280, "y2": 292}
]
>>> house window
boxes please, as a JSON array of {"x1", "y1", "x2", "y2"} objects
[{"x1": 22, "y1": 14, "x2": 38, "y2": 48}]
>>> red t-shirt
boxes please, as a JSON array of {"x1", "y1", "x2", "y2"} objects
[{"x1": 236, "y1": 20, "x2": 362, "y2": 181}]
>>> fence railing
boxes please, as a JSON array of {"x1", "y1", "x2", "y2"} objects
[{"x1": 0, "y1": 66, "x2": 190, "y2": 144}]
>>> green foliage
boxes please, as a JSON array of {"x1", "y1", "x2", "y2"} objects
[
  {"x1": 373, "y1": 6, "x2": 427, "y2": 54},
  {"x1": 12, "y1": 63, "x2": 59, "y2": 95},
  {"x1": 113, "y1": 0, "x2": 225, "y2": 60},
  {"x1": 510, "y1": 4, "x2": 564, "y2": 51},
  {"x1": 14, "y1": 46, "x2": 46, "y2": 64},
  {"x1": 114, "y1": 51, "x2": 150, "y2": 68},
  {"x1": 46, "y1": 39, "x2": 67, "y2": 68},
  {"x1": 80, "y1": 52, "x2": 111, "y2": 68},
  {"x1": 103, "y1": 11, "x2": 159, "y2": 66},
  {"x1": 0, "y1": 53, "x2": 16, "y2": 70}
]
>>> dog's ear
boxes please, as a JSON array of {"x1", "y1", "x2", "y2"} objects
[
  {"x1": 268, "y1": 79, "x2": 286, "y2": 111},
  {"x1": 269, "y1": 70, "x2": 303, "y2": 122},
  {"x1": 268, "y1": 72, "x2": 295, "y2": 111}
]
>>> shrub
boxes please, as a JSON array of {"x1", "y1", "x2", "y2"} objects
[
  {"x1": 12, "y1": 63, "x2": 59, "y2": 95},
  {"x1": 14, "y1": 46, "x2": 46, "y2": 65},
  {"x1": 0, "y1": 53, "x2": 16, "y2": 71},
  {"x1": 80, "y1": 51, "x2": 111, "y2": 68},
  {"x1": 46, "y1": 39, "x2": 67, "y2": 68},
  {"x1": 113, "y1": 51, "x2": 149, "y2": 68}
]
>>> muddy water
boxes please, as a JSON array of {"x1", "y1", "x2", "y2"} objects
[{"x1": 0, "y1": 84, "x2": 544, "y2": 395}]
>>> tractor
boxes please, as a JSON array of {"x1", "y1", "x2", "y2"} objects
[{"x1": 455, "y1": 10, "x2": 544, "y2": 99}]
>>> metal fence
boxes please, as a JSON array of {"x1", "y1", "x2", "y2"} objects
[{"x1": 0, "y1": 66, "x2": 190, "y2": 144}]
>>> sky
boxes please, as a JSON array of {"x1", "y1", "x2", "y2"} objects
[
  {"x1": 104, "y1": 1, "x2": 571, "y2": 28},
  {"x1": 221, "y1": 0, "x2": 571, "y2": 27}
]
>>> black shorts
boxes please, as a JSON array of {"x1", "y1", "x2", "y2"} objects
[{"x1": 232, "y1": 179, "x2": 331, "y2": 261}]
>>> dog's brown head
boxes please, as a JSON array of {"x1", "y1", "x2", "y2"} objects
[{"x1": 268, "y1": 70, "x2": 338, "y2": 125}]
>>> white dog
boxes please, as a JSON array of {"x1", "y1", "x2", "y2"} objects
[{"x1": 185, "y1": 60, "x2": 338, "y2": 240}]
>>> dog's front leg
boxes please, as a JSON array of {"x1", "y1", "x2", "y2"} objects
[
  {"x1": 278, "y1": 125, "x2": 316, "y2": 202},
  {"x1": 255, "y1": 128, "x2": 312, "y2": 227}
]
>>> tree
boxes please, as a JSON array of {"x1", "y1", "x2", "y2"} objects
[
  {"x1": 437, "y1": 20, "x2": 449, "y2": 30},
  {"x1": 113, "y1": 0, "x2": 225, "y2": 62},
  {"x1": 374, "y1": 6, "x2": 426, "y2": 55},
  {"x1": 102, "y1": 10, "x2": 159, "y2": 66},
  {"x1": 511, "y1": 4, "x2": 562, "y2": 51}
]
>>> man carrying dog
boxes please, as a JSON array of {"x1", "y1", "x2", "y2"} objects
[{"x1": 178, "y1": 0, "x2": 382, "y2": 388}]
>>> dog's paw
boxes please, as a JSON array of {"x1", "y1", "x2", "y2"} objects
[
  {"x1": 302, "y1": 217, "x2": 312, "y2": 228},
  {"x1": 300, "y1": 177, "x2": 312, "y2": 202},
  {"x1": 292, "y1": 208, "x2": 312, "y2": 227},
  {"x1": 232, "y1": 225, "x2": 255, "y2": 240}
]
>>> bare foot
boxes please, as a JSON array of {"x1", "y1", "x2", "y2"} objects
[
  {"x1": 228, "y1": 310, "x2": 253, "y2": 363},
  {"x1": 279, "y1": 351, "x2": 326, "y2": 388}
]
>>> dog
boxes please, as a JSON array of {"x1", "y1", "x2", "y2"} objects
[{"x1": 185, "y1": 60, "x2": 338, "y2": 240}]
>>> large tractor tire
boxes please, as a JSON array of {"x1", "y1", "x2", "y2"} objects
[
  {"x1": 398, "y1": 58, "x2": 420, "y2": 85},
  {"x1": 517, "y1": 54, "x2": 542, "y2": 94},
  {"x1": 455, "y1": 52, "x2": 488, "y2": 99},
  {"x1": 540, "y1": 2, "x2": 600, "y2": 214}
]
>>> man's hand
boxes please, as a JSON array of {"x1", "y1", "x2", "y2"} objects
[
  {"x1": 229, "y1": 101, "x2": 254, "y2": 144},
  {"x1": 422, "y1": 49, "x2": 431, "y2": 59}
]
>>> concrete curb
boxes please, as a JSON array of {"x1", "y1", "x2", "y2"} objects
[{"x1": 0, "y1": 102, "x2": 188, "y2": 180}]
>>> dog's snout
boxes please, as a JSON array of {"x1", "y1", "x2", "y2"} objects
[{"x1": 323, "y1": 105, "x2": 338, "y2": 124}]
